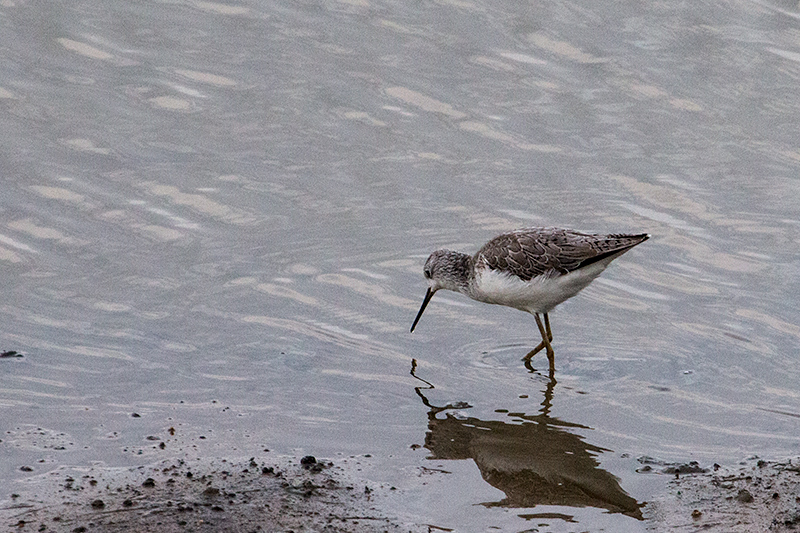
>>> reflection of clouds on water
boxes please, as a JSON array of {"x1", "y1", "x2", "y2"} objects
[{"x1": 411, "y1": 362, "x2": 643, "y2": 520}]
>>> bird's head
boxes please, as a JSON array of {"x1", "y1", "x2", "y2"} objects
[{"x1": 411, "y1": 249, "x2": 471, "y2": 332}]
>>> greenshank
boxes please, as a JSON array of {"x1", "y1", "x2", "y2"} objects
[{"x1": 410, "y1": 227, "x2": 649, "y2": 369}]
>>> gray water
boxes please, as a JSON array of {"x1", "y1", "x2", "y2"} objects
[{"x1": 3, "y1": 0, "x2": 800, "y2": 530}]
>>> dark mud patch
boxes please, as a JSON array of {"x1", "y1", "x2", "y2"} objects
[
  {"x1": 1, "y1": 455, "x2": 423, "y2": 532},
  {"x1": 645, "y1": 456, "x2": 800, "y2": 531}
]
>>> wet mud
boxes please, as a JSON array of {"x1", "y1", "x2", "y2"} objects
[
  {"x1": 6, "y1": 366, "x2": 798, "y2": 533},
  {"x1": 6, "y1": 451, "x2": 800, "y2": 532},
  {"x1": 645, "y1": 456, "x2": 800, "y2": 532},
  {"x1": 2, "y1": 455, "x2": 423, "y2": 533}
]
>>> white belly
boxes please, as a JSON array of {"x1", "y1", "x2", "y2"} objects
[{"x1": 471, "y1": 259, "x2": 615, "y2": 314}]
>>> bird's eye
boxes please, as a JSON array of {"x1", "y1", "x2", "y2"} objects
[{"x1": 423, "y1": 268, "x2": 432, "y2": 279}]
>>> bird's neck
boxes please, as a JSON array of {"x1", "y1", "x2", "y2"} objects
[{"x1": 444, "y1": 252, "x2": 475, "y2": 295}]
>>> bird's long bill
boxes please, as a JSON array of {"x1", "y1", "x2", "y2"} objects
[{"x1": 410, "y1": 287, "x2": 435, "y2": 333}]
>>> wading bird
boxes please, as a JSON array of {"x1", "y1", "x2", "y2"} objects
[{"x1": 411, "y1": 227, "x2": 649, "y2": 369}]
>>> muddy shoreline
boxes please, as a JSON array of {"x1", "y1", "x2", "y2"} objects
[
  {"x1": 2, "y1": 455, "x2": 425, "y2": 533},
  {"x1": 645, "y1": 456, "x2": 800, "y2": 532},
  {"x1": 4, "y1": 454, "x2": 800, "y2": 532}
]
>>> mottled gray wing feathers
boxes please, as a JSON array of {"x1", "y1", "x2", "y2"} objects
[{"x1": 474, "y1": 227, "x2": 648, "y2": 281}]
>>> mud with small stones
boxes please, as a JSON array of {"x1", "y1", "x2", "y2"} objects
[
  {"x1": 2, "y1": 455, "x2": 424, "y2": 533},
  {"x1": 644, "y1": 456, "x2": 800, "y2": 532},
  {"x1": 6, "y1": 450, "x2": 800, "y2": 532}
]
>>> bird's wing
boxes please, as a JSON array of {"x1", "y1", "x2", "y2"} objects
[{"x1": 475, "y1": 228, "x2": 648, "y2": 281}]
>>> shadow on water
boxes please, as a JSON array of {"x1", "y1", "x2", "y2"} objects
[{"x1": 410, "y1": 360, "x2": 643, "y2": 521}]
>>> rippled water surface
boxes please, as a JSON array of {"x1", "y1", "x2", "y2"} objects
[{"x1": 3, "y1": 0, "x2": 800, "y2": 530}]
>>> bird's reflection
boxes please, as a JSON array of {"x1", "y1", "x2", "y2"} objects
[{"x1": 410, "y1": 360, "x2": 643, "y2": 520}]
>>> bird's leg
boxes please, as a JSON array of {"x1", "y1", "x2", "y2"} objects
[
  {"x1": 523, "y1": 341, "x2": 545, "y2": 361},
  {"x1": 523, "y1": 313, "x2": 555, "y2": 369},
  {"x1": 544, "y1": 313, "x2": 553, "y2": 342},
  {"x1": 534, "y1": 313, "x2": 555, "y2": 370}
]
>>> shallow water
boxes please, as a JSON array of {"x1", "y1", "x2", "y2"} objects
[{"x1": 2, "y1": 0, "x2": 800, "y2": 530}]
